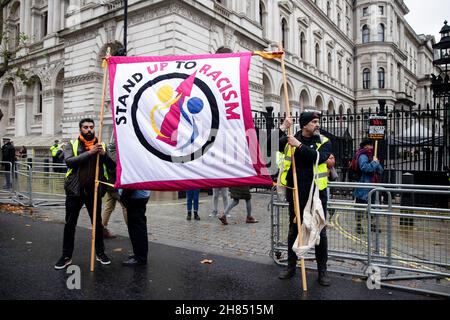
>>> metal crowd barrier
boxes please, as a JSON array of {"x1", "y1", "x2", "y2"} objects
[
  {"x1": 0, "y1": 160, "x2": 66, "y2": 207},
  {"x1": 269, "y1": 182, "x2": 450, "y2": 297}
]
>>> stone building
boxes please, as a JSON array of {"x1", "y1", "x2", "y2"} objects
[{"x1": 0, "y1": 0, "x2": 436, "y2": 156}]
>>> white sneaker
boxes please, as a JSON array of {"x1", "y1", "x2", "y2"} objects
[{"x1": 209, "y1": 211, "x2": 218, "y2": 217}]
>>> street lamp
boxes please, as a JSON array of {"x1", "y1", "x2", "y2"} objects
[{"x1": 431, "y1": 20, "x2": 450, "y2": 102}]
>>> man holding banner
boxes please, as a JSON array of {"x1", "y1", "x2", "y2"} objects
[
  {"x1": 54, "y1": 118, "x2": 116, "y2": 270},
  {"x1": 278, "y1": 111, "x2": 332, "y2": 286}
]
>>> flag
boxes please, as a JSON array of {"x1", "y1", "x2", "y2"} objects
[{"x1": 108, "y1": 52, "x2": 272, "y2": 191}]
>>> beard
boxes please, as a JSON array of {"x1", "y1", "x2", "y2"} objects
[
  {"x1": 81, "y1": 131, "x2": 95, "y2": 141},
  {"x1": 312, "y1": 129, "x2": 320, "y2": 136}
]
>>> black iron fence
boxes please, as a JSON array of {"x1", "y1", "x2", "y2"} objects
[{"x1": 253, "y1": 103, "x2": 450, "y2": 206}]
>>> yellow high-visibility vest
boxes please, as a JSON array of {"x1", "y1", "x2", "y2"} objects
[
  {"x1": 65, "y1": 139, "x2": 109, "y2": 181},
  {"x1": 50, "y1": 144, "x2": 59, "y2": 157},
  {"x1": 280, "y1": 135, "x2": 329, "y2": 190}
]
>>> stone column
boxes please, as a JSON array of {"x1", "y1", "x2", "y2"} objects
[
  {"x1": 386, "y1": 55, "x2": 392, "y2": 89},
  {"x1": 371, "y1": 54, "x2": 378, "y2": 89},
  {"x1": 13, "y1": 94, "x2": 29, "y2": 137},
  {"x1": 23, "y1": 0, "x2": 31, "y2": 37},
  {"x1": 53, "y1": 0, "x2": 61, "y2": 33},
  {"x1": 19, "y1": 0, "x2": 25, "y2": 34}
]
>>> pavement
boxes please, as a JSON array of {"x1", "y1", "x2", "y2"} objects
[{"x1": 0, "y1": 210, "x2": 436, "y2": 301}]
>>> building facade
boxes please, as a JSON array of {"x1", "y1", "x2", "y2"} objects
[{"x1": 0, "y1": 0, "x2": 436, "y2": 155}]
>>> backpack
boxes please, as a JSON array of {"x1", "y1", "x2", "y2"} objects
[{"x1": 348, "y1": 156, "x2": 361, "y2": 182}]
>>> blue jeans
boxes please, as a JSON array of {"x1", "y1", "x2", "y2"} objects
[{"x1": 186, "y1": 189, "x2": 200, "y2": 212}]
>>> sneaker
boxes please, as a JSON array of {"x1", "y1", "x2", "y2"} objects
[
  {"x1": 194, "y1": 213, "x2": 201, "y2": 221},
  {"x1": 103, "y1": 228, "x2": 116, "y2": 239},
  {"x1": 96, "y1": 252, "x2": 111, "y2": 265},
  {"x1": 122, "y1": 255, "x2": 147, "y2": 266},
  {"x1": 218, "y1": 214, "x2": 228, "y2": 225},
  {"x1": 209, "y1": 211, "x2": 218, "y2": 217},
  {"x1": 54, "y1": 256, "x2": 72, "y2": 270},
  {"x1": 246, "y1": 216, "x2": 259, "y2": 223}
]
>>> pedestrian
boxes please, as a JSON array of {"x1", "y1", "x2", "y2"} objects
[
  {"x1": 277, "y1": 111, "x2": 332, "y2": 286},
  {"x1": 186, "y1": 189, "x2": 200, "y2": 220},
  {"x1": 326, "y1": 153, "x2": 338, "y2": 218},
  {"x1": 217, "y1": 186, "x2": 258, "y2": 225},
  {"x1": 120, "y1": 189, "x2": 151, "y2": 266},
  {"x1": 1, "y1": 138, "x2": 16, "y2": 189},
  {"x1": 19, "y1": 146, "x2": 27, "y2": 159},
  {"x1": 210, "y1": 187, "x2": 229, "y2": 217},
  {"x1": 54, "y1": 118, "x2": 115, "y2": 270},
  {"x1": 54, "y1": 143, "x2": 66, "y2": 173},
  {"x1": 352, "y1": 139, "x2": 384, "y2": 234},
  {"x1": 50, "y1": 140, "x2": 60, "y2": 172},
  {"x1": 102, "y1": 140, "x2": 128, "y2": 239}
]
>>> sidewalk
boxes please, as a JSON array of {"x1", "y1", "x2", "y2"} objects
[{"x1": 0, "y1": 210, "x2": 435, "y2": 300}]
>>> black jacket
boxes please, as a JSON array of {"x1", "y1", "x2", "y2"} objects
[
  {"x1": 63, "y1": 138, "x2": 116, "y2": 196},
  {"x1": 1, "y1": 142, "x2": 16, "y2": 170},
  {"x1": 279, "y1": 130, "x2": 332, "y2": 206}
]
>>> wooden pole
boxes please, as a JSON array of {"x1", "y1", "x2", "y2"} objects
[
  {"x1": 374, "y1": 140, "x2": 378, "y2": 158},
  {"x1": 90, "y1": 47, "x2": 111, "y2": 272},
  {"x1": 279, "y1": 44, "x2": 308, "y2": 291}
]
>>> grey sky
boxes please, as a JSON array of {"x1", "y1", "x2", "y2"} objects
[{"x1": 404, "y1": 0, "x2": 450, "y2": 41}]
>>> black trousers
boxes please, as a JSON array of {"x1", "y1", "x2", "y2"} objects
[
  {"x1": 62, "y1": 188, "x2": 104, "y2": 257},
  {"x1": 286, "y1": 190, "x2": 328, "y2": 273},
  {"x1": 121, "y1": 196, "x2": 149, "y2": 262}
]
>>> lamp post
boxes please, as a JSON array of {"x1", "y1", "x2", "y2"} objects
[{"x1": 431, "y1": 20, "x2": 450, "y2": 172}]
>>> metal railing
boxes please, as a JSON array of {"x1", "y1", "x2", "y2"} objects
[
  {"x1": 269, "y1": 182, "x2": 450, "y2": 297},
  {"x1": 1, "y1": 160, "x2": 67, "y2": 207}
]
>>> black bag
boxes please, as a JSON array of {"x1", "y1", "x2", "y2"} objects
[{"x1": 64, "y1": 170, "x2": 80, "y2": 196}]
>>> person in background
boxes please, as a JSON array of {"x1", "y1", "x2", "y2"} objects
[
  {"x1": 186, "y1": 189, "x2": 201, "y2": 221},
  {"x1": 217, "y1": 186, "x2": 258, "y2": 225},
  {"x1": 210, "y1": 187, "x2": 229, "y2": 217}
]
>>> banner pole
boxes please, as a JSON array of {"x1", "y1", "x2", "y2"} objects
[
  {"x1": 278, "y1": 43, "x2": 308, "y2": 291},
  {"x1": 374, "y1": 140, "x2": 378, "y2": 158},
  {"x1": 90, "y1": 47, "x2": 111, "y2": 272}
]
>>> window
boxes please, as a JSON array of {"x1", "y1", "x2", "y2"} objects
[
  {"x1": 300, "y1": 32, "x2": 306, "y2": 59},
  {"x1": 362, "y1": 7, "x2": 368, "y2": 16},
  {"x1": 363, "y1": 68, "x2": 370, "y2": 89},
  {"x1": 328, "y1": 52, "x2": 332, "y2": 75},
  {"x1": 362, "y1": 25, "x2": 370, "y2": 43},
  {"x1": 327, "y1": 1, "x2": 331, "y2": 18},
  {"x1": 337, "y1": 13, "x2": 341, "y2": 28},
  {"x1": 281, "y1": 18, "x2": 288, "y2": 49},
  {"x1": 378, "y1": 68, "x2": 385, "y2": 88},
  {"x1": 315, "y1": 43, "x2": 320, "y2": 68},
  {"x1": 379, "y1": 6, "x2": 384, "y2": 15},
  {"x1": 378, "y1": 24, "x2": 385, "y2": 42},
  {"x1": 346, "y1": 22, "x2": 350, "y2": 36},
  {"x1": 41, "y1": 11, "x2": 48, "y2": 38},
  {"x1": 338, "y1": 60, "x2": 342, "y2": 82}
]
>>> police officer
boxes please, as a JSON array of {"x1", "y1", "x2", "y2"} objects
[{"x1": 278, "y1": 111, "x2": 332, "y2": 286}]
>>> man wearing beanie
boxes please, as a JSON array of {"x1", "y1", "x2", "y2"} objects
[{"x1": 278, "y1": 111, "x2": 332, "y2": 286}]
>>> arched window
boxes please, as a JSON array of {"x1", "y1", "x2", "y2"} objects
[
  {"x1": 337, "y1": 13, "x2": 341, "y2": 28},
  {"x1": 315, "y1": 43, "x2": 320, "y2": 68},
  {"x1": 362, "y1": 25, "x2": 370, "y2": 43},
  {"x1": 327, "y1": 52, "x2": 332, "y2": 75},
  {"x1": 259, "y1": 1, "x2": 267, "y2": 37},
  {"x1": 300, "y1": 32, "x2": 306, "y2": 59},
  {"x1": 338, "y1": 60, "x2": 342, "y2": 82},
  {"x1": 281, "y1": 18, "x2": 288, "y2": 49},
  {"x1": 378, "y1": 67, "x2": 385, "y2": 88},
  {"x1": 378, "y1": 24, "x2": 385, "y2": 42},
  {"x1": 363, "y1": 68, "x2": 371, "y2": 89},
  {"x1": 327, "y1": 1, "x2": 331, "y2": 18}
]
